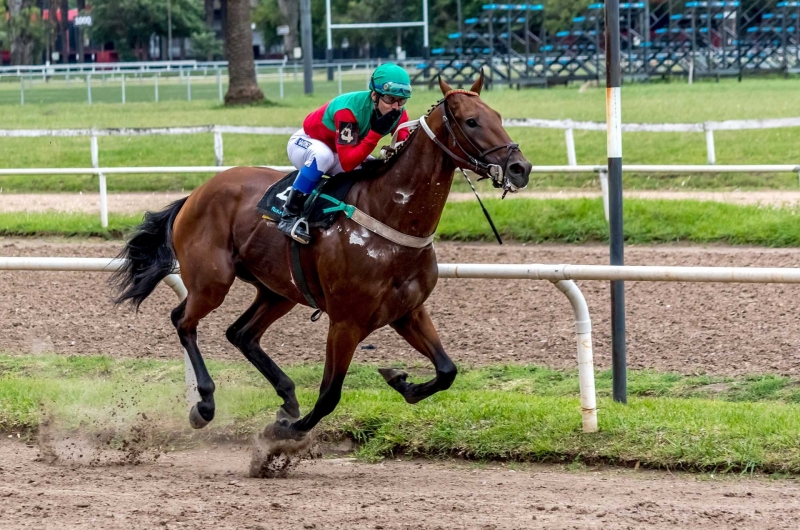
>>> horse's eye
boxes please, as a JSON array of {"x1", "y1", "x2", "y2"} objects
[{"x1": 465, "y1": 118, "x2": 478, "y2": 128}]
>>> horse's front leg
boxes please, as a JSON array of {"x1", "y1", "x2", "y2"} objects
[
  {"x1": 273, "y1": 320, "x2": 362, "y2": 440},
  {"x1": 380, "y1": 305, "x2": 457, "y2": 404}
]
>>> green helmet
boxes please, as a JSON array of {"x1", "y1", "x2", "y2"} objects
[{"x1": 369, "y1": 63, "x2": 412, "y2": 99}]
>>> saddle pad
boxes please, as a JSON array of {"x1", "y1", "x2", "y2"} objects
[{"x1": 257, "y1": 169, "x2": 362, "y2": 230}]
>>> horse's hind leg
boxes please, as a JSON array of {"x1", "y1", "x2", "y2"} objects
[
  {"x1": 381, "y1": 305, "x2": 458, "y2": 404},
  {"x1": 172, "y1": 257, "x2": 235, "y2": 429},
  {"x1": 226, "y1": 284, "x2": 300, "y2": 421}
]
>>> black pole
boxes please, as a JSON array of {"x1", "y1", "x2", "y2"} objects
[{"x1": 605, "y1": 0, "x2": 627, "y2": 404}]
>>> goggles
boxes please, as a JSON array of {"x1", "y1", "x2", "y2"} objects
[
  {"x1": 377, "y1": 80, "x2": 412, "y2": 98},
  {"x1": 378, "y1": 93, "x2": 408, "y2": 106}
]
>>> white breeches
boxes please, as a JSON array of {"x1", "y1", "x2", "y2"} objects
[{"x1": 286, "y1": 129, "x2": 345, "y2": 176}]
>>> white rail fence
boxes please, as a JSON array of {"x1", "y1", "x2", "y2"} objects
[
  {"x1": 502, "y1": 116, "x2": 800, "y2": 166},
  {"x1": 4, "y1": 60, "x2": 416, "y2": 105},
  {"x1": 6, "y1": 258, "x2": 800, "y2": 433}
]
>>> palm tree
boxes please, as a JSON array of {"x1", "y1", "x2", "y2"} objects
[{"x1": 224, "y1": 0, "x2": 264, "y2": 105}]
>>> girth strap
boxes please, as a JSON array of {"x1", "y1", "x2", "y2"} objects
[
  {"x1": 290, "y1": 240, "x2": 322, "y2": 320},
  {"x1": 320, "y1": 194, "x2": 434, "y2": 248}
]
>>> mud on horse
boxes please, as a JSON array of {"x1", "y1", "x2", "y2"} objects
[{"x1": 111, "y1": 72, "x2": 532, "y2": 442}]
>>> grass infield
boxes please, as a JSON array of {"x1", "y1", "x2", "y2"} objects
[
  {"x1": 1, "y1": 77, "x2": 799, "y2": 192},
  {"x1": 2, "y1": 355, "x2": 800, "y2": 474},
  {"x1": 2, "y1": 198, "x2": 799, "y2": 247}
]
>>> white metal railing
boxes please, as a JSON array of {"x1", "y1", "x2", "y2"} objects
[
  {"x1": 6, "y1": 258, "x2": 800, "y2": 432},
  {"x1": 1, "y1": 163, "x2": 796, "y2": 227},
  {"x1": 0, "y1": 58, "x2": 417, "y2": 76},
  {"x1": 3, "y1": 60, "x2": 416, "y2": 105},
  {"x1": 503, "y1": 117, "x2": 800, "y2": 166}
]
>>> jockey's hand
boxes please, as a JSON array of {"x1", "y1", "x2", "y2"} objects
[{"x1": 370, "y1": 108, "x2": 402, "y2": 136}]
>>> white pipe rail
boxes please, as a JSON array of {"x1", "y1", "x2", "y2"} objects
[
  {"x1": 438, "y1": 265, "x2": 596, "y2": 433},
  {"x1": 0, "y1": 166, "x2": 294, "y2": 175},
  {"x1": 437, "y1": 263, "x2": 800, "y2": 284},
  {"x1": 7, "y1": 258, "x2": 800, "y2": 432},
  {"x1": 1, "y1": 164, "x2": 794, "y2": 178}
]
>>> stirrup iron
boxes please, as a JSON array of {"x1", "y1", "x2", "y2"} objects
[{"x1": 290, "y1": 218, "x2": 310, "y2": 244}]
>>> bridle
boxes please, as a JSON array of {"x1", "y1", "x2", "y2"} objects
[{"x1": 418, "y1": 89, "x2": 521, "y2": 192}]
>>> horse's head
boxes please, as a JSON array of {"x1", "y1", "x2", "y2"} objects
[{"x1": 431, "y1": 71, "x2": 532, "y2": 192}]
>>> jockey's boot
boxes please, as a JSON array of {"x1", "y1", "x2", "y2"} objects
[{"x1": 277, "y1": 189, "x2": 311, "y2": 244}]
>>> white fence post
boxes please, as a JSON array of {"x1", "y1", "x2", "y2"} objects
[
  {"x1": 217, "y1": 68, "x2": 223, "y2": 102},
  {"x1": 19, "y1": 77, "x2": 24, "y2": 106},
  {"x1": 155, "y1": 73, "x2": 159, "y2": 103},
  {"x1": 599, "y1": 168, "x2": 610, "y2": 223},
  {"x1": 87, "y1": 74, "x2": 92, "y2": 105},
  {"x1": 705, "y1": 124, "x2": 716, "y2": 165},
  {"x1": 122, "y1": 74, "x2": 126, "y2": 104},
  {"x1": 214, "y1": 129, "x2": 224, "y2": 166},
  {"x1": 91, "y1": 134, "x2": 108, "y2": 228},
  {"x1": 565, "y1": 127, "x2": 577, "y2": 166},
  {"x1": 187, "y1": 73, "x2": 192, "y2": 101},
  {"x1": 279, "y1": 67, "x2": 284, "y2": 99}
]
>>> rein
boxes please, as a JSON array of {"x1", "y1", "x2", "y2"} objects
[{"x1": 395, "y1": 89, "x2": 520, "y2": 193}]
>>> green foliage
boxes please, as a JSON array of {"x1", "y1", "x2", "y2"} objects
[
  {"x1": 190, "y1": 29, "x2": 223, "y2": 60},
  {"x1": 6, "y1": 5, "x2": 48, "y2": 63},
  {"x1": 0, "y1": 6, "x2": 8, "y2": 51},
  {"x1": 90, "y1": 0, "x2": 205, "y2": 58},
  {"x1": 252, "y1": 0, "x2": 284, "y2": 50}
]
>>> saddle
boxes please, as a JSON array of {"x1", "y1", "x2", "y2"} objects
[
  {"x1": 257, "y1": 169, "x2": 365, "y2": 317},
  {"x1": 257, "y1": 170, "x2": 361, "y2": 230}
]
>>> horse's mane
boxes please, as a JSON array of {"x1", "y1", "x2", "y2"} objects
[{"x1": 343, "y1": 98, "x2": 444, "y2": 181}]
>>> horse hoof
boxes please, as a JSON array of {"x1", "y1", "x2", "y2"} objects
[
  {"x1": 189, "y1": 404, "x2": 211, "y2": 430},
  {"x1": 263, "y1": 420, "x2": 301, "y2": 442},
  {"x1": 378, "y1": 368, "x2": 408, "y2": 384}
]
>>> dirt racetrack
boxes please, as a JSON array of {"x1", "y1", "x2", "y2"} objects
[
  {"x1": 4, "y1": 239, "x2": 800, "y2": 528},
  {"x1": 2, "y1": 438, "x2": 800, "y2": 530},
  {"x1": 1, "y1": 238, "x2": 800, "y2": 376}
]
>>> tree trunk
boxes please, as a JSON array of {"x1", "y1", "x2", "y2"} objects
[
  {"x1": 220, "y1": 0, "x2": 228, "y2": 57},
  {"x1": 8, "y1": 0, "x2": 32, "y2": 65},
  {"x1": 205, "y1": 0, "x2": 215, "y2": 60},
  {"x1": 277, "y1": 0, "x2": 298, "y2": 54},
  {"x1": 60, "y1": 0, "x2": 70, "y2": 62},
  {"x1": 224, "y1": 0, "x2": 264, "y2": 105}
]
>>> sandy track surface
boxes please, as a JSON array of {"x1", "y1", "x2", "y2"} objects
[
  {"x1": 1, "y1": 439, "x2": 799, "y2": 530},
  {"x1": 2, "y1": 239, "x2": 800, "y2": 376},
  {"x1": 2, "y1": 190, "x2": 800, "y2": 214}
]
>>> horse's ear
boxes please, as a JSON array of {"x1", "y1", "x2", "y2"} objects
[
  {"x1": 470, "y1": 69, "x2": 484, "y2": 95},
  {"x1": 438, "y1": 75, "x2": 453, "y2": 97}
]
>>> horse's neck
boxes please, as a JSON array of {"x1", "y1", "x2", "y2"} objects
[{"x1": 356, "y1": 115, "x2": 455, "y2": 238}]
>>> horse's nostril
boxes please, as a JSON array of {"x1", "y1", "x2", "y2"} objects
[{"x1": 509, "y1": 162, "x2": 525, "y2": 176}]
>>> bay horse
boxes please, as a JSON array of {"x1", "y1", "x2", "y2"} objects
[{"x1": 111, "y1": 73, "x2": 532, "y2": 442}]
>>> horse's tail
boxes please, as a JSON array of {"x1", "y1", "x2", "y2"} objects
[{"x1": 110, "y1": 197, "x2": 188, "y2": 309}]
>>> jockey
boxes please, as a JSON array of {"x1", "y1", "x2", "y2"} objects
[{"x1": 279, "y1": 63, "x2": 412, "y2": 244}]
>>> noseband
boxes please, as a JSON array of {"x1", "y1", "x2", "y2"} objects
[{"x1": 420, "y1": 89, "x2": 520, "y2": 191}]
